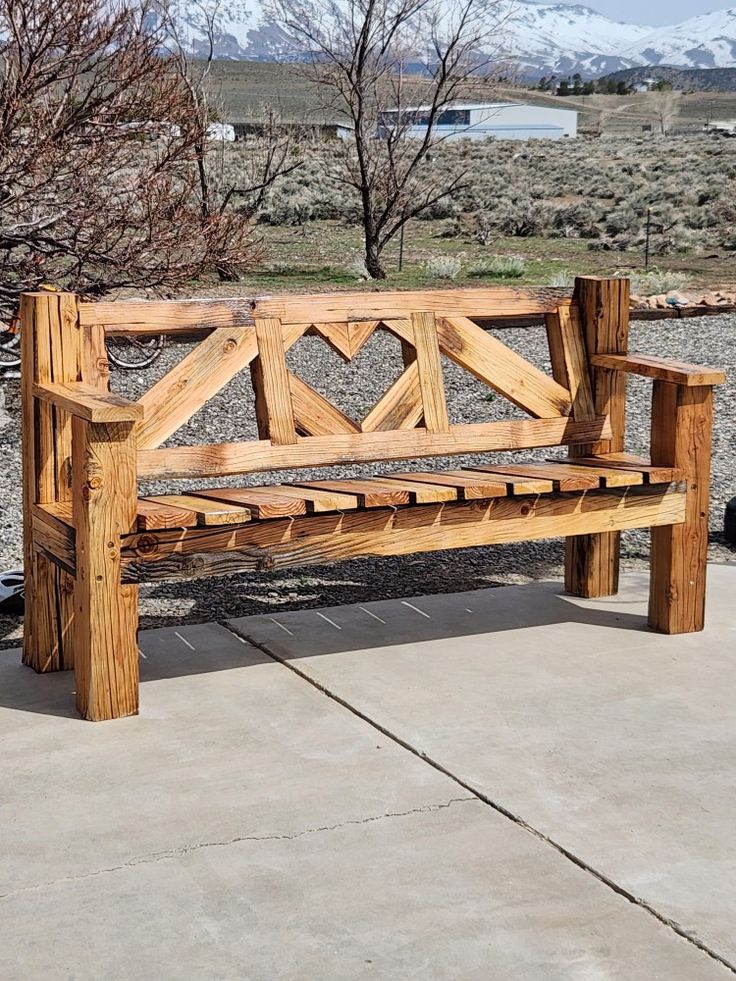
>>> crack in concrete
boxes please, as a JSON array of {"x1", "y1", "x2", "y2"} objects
[
  {"x1": 0, "y1": 797, "x2": 474, "y2": 903},
  {"x1": 225, "y1": 621, "x2": 736, "y2": 977}
]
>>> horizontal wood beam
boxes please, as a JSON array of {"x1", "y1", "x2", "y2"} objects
[
  {"x1": 33, "y1": 383, "x2": 143, "y2": 423},
  {"x1": 136, "y1": 417, "x2": 613, "y2": 480},
  {"x1": 590, "y1": 353, "x2": 726, "y2": 387},
  {"x1": 31, "y1": 504, "x2": 76, "y2": 576},
  {"x1": 121, "y1": 484, "x2": 686, "y2": 584}
]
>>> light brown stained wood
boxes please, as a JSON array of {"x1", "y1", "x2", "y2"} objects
[
  {"x1": 308, "y1": 320, "x2": 380, "y2": 361},
  {"x1": 411, "y1": 311, "x2": 450, "y2": 433},
  {"x1": 149, "y1": 495, "x2": 252, "y2": 526},
  {"x1": 649, "y1": 382, "x2": 713, "y2": 634},
  {"x1": 568, "y1": 453, "x2": 682, "y2": 484},
  {"x1": 289, "y1": 373, "x2": 361, "y2": 436},
  {"x1": 292, "y1": 479, "x2": 411, "y2": 508},
  {"x1": 34, "y1": 382, "x2": 143, "y2": 423},
  {"x1": 79, "y1": 298, "x2": 254, "y2": 331},
  {"x1": 348, "y1": 320, "x2": 380, "y2": 357},
  {"x1": 557, "y1": 305, "x2": 595, "y2": 421},
  {"x1": 258, "y1": 485, "x2": 360, "y2": 512},
  {"x1": 120, "y1": 485, "x2": 687, "y2": 584},
  {"x1": 545, "y1": 312, "x2": 568, "y2": 387},
  {"x1": 136, "y1": 499, "x2": 198, "y2": 530},
  {"x1": 477, "y1": 462, "x2": 600, "y2": 492},
  {"x1": 253, "y1": 317, "x2": 297, "y2": 445},
  {"x1": 461, "y1": 468, "x2": 555, "y2": 495},
  {"x1": 389, "y1": 471, "x2": 509, "y2": 500},
  {"x1": 437, "y1": 316, "x2": 572, "y2": 419},
  {"x1": 566, "y1": 277, "x2": 630, "y2": 598},
  {"x1": 137, "y1": 417, "x2": 613, "y2": 480},
  {"x1": 375, "y1": 478, "x2": 456, "y2": 503},
  {"x1": 21, "y1": 294, "x2": 84, "y2": 674},
  {"x1": 137, "y1": 326, "x2": 256, "y2": 449},
  {"x1": 590, "y1": 353, "x2": 726, "y2": 388},
  {"x1": 361, "y1": 362, "x2": 424, "y2": 432},
  {"x1": 545, "y1": 460, "x2": 644, "y2": 488},
  {"x1": 194, "y1": 487, "x2": 307, "y2": 519},
  {"x1": 72, "y1": 418, "x2": 139, "y2": 721},
  {"x1": 252, "y1": 287, "x2": 571, "y2": 324},
  {"x1": 31, "y1": 503, "x2": 76, "y2": 575}
]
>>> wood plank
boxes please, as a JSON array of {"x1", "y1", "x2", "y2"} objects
[
  {"x1": 557, "y1": 305, "x2": 595, "y2": 421},
  {"x1": 253, "y1": 287, "x2": 571, "y2": 324},
  {"x1": 194, "y1": 487, "x2": 307, "y2": 519},
  {"x1": 79, "y1": 299, "x2": 254, "y2": 331},
  {"x1": 31, "y1": 503, "x2": 76, "y2": 575},
  {"x1": 475, "y1": 462, "x2": 601, "y2": 492},
  {"x1": 253, "y1": 317, "x2": 297, "y2": 445},
  {"x1": 138, "y1": 326, "x2": 257, "y2": 449},
  {"x1": 34, "y1": 382, "x2": 143, "y2": 423},
  {"x1": 289, "y1": 373, "x2": 361, "y2": 436},
  {"x1": 72, "y1": 418, "x2": 139, "y2": 721},
  {"x1": 137, "y1": 417, "x2": 613, "y2": 480},
  {"x1": 544, "y1": 311, "x2": 568, "y2": 387},
  {"x1": 649, "y1": 383, "x2": 713, "y2": 634},
  {"x1": 411, "y1": 311, "x2": 450, "y2": 433},
  {"x1": 361, "y1": 362, "x2": 423, "y2": 433},
  {"x1": 348, "y1": 320, "x2": 379, "y2": 357},
  {"x1": 590, "y1": 353, "x2": 726, "y2": 387},
  {"x1": 567, "y1": 277, "x2": 630, "y2": 599},
  {"x1": 568, "y1": 453, "x2": 682, "y2": 484},
  {"x1": 120, "y1": 485, "x2": 687, "y2": 584},
  {"x1": 461, "y1": 466, "x2": 555, "y2": 495},
  {"x1": 292, "y1": 479, "x2": 411, "y2": 508},
  {"x1": 544, "y1": 460, "x2": 644, "y2": 488},
  {"x1": 310, "y1": 322, "x2": 353, "y2": 360},
  {"x1": 375, "y1": 477, "x2": 456, "y2": 503},
  {"x1": 142, "y1": 495, "x2": 252, "y2": 527},
  {"x1": 262, "y1": 485, "x2": 360, "y2": 512},
  {"x1": 437, "y1": 316, "x2": 572, "y2": 419},
  {"x1": 136, "y1": 499, "x2": 198, "y2": 531},
  {"x1": 388, "y1": 471, "x2": 508, "y2": 500}
]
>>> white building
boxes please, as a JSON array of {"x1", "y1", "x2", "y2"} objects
[{"x1": 378, "y1": 102, "x2": 578, "y2": 141}]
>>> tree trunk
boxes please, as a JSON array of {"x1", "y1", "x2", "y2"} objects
[{"x1": 365, "y1": 241, "x2": 386, "y2": 280}]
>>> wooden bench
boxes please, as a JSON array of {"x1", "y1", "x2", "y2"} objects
[{"x1": 20, "y1": 278, "x2": 726, "y2": 721}]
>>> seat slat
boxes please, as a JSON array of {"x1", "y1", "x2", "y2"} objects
[
  {"x1": 568, "y1": 453, "x2": 683, "y2": 484},
  {"x1": 462, "y1": 467, "x2": 555, "y2": 494},
  {"x1": 194, "y1": 487, "x2": 307, "y2": 519},
  {"x1": 136, "y1": 499, "x2": 198, "y2": 531},
  {"x1": 262, "y1": 485, "x2": 360, "y2": 512},
  {"x1": 544, "y1": 460, "x2": 644, "y2": 488},
  {"x1": 477, "y1": 463, "x2": 601, "y2": 492},
  {"x1": 293, "y1": 479, "x2": 410, "y2": 508},
  {"x1": 389, "y1": 471, "x2": 508, "y2": 500},
  {"x1": 376, "y1": 477, "x2": 457, "y2": 503},
  {"x1": 142, "y1": 495, "x2": 252, "y2": 527}
]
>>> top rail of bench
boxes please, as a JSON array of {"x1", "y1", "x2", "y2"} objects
[{"x1": 77, "y1": 287, "x2": 573, "y2": 334}]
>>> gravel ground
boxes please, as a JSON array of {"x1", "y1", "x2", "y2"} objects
[{"x1": 1, "y1": 314, "x2": 734, "y2": 648}]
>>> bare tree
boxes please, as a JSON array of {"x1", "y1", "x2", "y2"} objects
[
  {"x1": 0, "y1": 0, "x2": 263, "y2": 313},
  {"x1": 270, "y1": 0, "x2": 507, "y2": 279},
  {"x1": 653, "y1": 90, "x2": 678, "y2": 136}
]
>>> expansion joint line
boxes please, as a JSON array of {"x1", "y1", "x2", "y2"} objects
[{"x1": 222, "y1": 620, "x2": 736, "y2": 978}]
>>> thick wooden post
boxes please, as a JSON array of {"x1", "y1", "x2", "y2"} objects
[
  {"x1": 72, "y1": 417, "x2": 139, "y2": 720},
  {"x1": 649, "y1": 382, "x2": 713, "y2": 633},
  {"x1": 566, "y1": 277, "x2": 629, "y2": 597},
  {"x1": 21, "y1": 293, "x2": 82, "y2": 672}
]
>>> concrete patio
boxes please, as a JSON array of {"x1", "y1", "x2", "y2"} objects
[{"x1": 2, "y1": 564, "x2": 735, "y2": 980}]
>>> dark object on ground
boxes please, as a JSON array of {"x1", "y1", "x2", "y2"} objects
[
  {"x1": 0, "y1": 568, "x2": 24, "y2": 614},
  {"x1": 725, "y1": 497, "x2": 736, "y2": 545}
]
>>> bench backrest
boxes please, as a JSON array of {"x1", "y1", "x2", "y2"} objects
[{"x1": 70, "y1": 280, "x2": 629, "y2": 481}]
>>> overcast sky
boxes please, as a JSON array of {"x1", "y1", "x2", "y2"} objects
[{"x1": 582, "y1": 1, "x2": 724, "y2": 25}]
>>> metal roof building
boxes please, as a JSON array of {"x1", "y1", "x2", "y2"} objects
[{"x1": 378, "y1": 102, "x2": 578, "y2": 141}]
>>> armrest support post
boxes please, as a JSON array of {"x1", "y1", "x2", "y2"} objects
[{"x1": 649, "y1": 380, "x2": 714, "y2": 633}]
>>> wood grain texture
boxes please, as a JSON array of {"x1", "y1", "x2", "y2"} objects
[
  {"x1": 258, "y1": 485, "x2": 360, "y2": 512},
  {"x1": 649, "y1": 383, "x2": 714, "y2": 634},
  {"x1": 79, "y1": 299, "x2": 254, "y2": 331},
  {"x1": 194, "y1": 486, "x2": 307, "y2": 519},
  {"x1": 389, "y1": 471, "x2": 509, "y2": 500},
  {"x1": 545, "y1": 460, "x2": 644, "y2": 488},
  {"x1": 72, "y1": 418, "x2": 139, "y2": 721},
  {"x1": 566, "y1": 277, "x2": 630, "y2": 598},
  {"x1": 253, "y1": 317, "x2": 297, "y2": 445},
  {"x1": 138, "y1": 326, "x2": 257, "y2": 449},
  {"x1": 289, "y1": 372, "x2": 361, "y2": 436},
  {"x1": 31, "y1": 503, "x2": 76, "y2": 575},
  {"x1": 569, "y1": 453, "x2": 682, "y2": 484},
  {"x1": 557, "y1": 305, "x2": 595, "y2": 421},
  {"x1": 437, "y1": 316, "x2": 572, "y2": 419},
  {"x1": 293, "y1": 479, "x2": 411, "y2": 508},
  {"x1": 120, "y1": 485, "x2": 686, "y2": 584},
  {"x1": 34, "y1": 382, "x2": 143, "y2": 423},
  {"x1": 476, "y1": 462, "x2": 599, "y2": 492},
  {"x1": 375, "y1": 477, "x2": 457, "y2": 503},
  {"x1": 361, "y1": 362, "x2": 424, "y2": 433},
  {"x1": 462, "y1": 467, "x2": 555, "y2": 495},
  {"x1": 411, "y1": 311, "x2": 449, "y2": 433},
  {"x1": 136, "y1": 499, "x2": 198, "y2": 530},
  {"x1": 590, "y1": 353, "x2": 726, "y2": 387},
  {"x1": 137, "y1": 417, "x2": 613, "y2": 480}
]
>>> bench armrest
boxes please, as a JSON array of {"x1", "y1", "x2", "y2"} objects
[
  {"x1": 33, "y1": 382, "x2": 143, "y2": 423},
  {"x1": 590, "y1": 353, "x2": 726, "y2": 387}
]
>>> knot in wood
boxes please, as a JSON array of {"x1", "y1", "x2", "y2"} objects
[
  {"x1": 222, "y1": 339, "x2": 237, "y2": 353},
  {"x1": 256, "y1": 555, "x2": 276, "y2": 572},
  {"x1": 88, "y1": 476, "x2": 103, "y2": 491},
  {"x1": 176, "y1": 377, "x2": 189, "y2": 391},
  {"x1": 97, "y1": 357, "x2": 110, "y2": 375},
  {"x1": 520, "y1": 503, "x2": 532, "y2": 516},
  {"x1": 136, "y1": 536, "x2": 158, "y2": 556}
]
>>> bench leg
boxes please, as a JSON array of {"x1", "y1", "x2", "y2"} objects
[
  {"x1": 72, "y1": 417, "x2": 139, "y2": 720},
  {"x1": 565, "y1": 532, "x2": 620, "y2": 598},
  {"x1": 649, "y1": 383, "x2": 712, "y2": 634},
  {"x1": 22, "y1": 555, "x2": 75, "y2": 673}
]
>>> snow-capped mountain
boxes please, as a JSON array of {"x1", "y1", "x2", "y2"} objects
[{"x1": 169, "y1": 2, "x2": 736, "y2": 78}]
